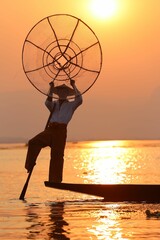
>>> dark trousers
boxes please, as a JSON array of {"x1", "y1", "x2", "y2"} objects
[{"x1": 25, "y1": 124, "x2": 67, "y2": 182}]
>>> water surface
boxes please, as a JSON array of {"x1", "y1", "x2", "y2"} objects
[{"x1": 0, "y1": 140, "x2": 160, "y2": 239}]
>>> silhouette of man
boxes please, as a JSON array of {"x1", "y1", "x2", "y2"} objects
[{"x1": 25, "y1": 80, "x2": 82, "y2": 182}]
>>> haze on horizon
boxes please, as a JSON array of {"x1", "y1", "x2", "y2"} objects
[{"x1": 0, "y1": 0, "x2": 160, "y2": 142}]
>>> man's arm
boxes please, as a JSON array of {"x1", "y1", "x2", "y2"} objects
[
  {"x1": 47, "y1": 82, "x2": 54, "y2": 101},
  {"x1": 45, "y1": 82, "x2": 55, "y2": 111},
  {"x1": 70, "y1": 80, "x2": 81, "y2": 96},
  {"x1": 70, "y1": 80, "x2": 83, "y2": 106}
]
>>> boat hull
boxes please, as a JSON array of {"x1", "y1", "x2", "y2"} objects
[{"x1": 44, "y1": 181, "x2": 160, "y2": 202}]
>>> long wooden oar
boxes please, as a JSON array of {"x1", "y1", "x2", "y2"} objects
[
  {"x1": 19, "y1": 167, "x2": 33, "y2": 200},
  {"x1": 19, "y1": 88, "x2": 55, "y2": 200}
]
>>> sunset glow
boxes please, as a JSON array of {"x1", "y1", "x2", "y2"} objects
[
  {"x1": 90, "y1": 0, "x2": 118, "y2": 19},
  {"x1": 1, "y1": 0, "x2": 160, "y2": 141}
]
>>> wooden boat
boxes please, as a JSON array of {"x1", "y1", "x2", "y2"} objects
[{"x1": 44, "y1": 181, "x2": 160, "y2": 202}]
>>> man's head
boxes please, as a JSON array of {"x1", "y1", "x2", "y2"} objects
[{"x1": 53, "y1": 84, "x2": 75, "y2": 100}]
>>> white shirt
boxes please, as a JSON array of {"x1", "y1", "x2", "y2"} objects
[{"x1": 45, "y1": 96, "x2": 82, "y2": 124}]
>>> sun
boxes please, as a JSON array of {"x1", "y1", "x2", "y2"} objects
[{"x1": 90, "y1": 0, "x2": 117, "y2": 19}]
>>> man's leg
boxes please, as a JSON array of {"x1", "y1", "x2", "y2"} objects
[
  {"x1": 49, "y1": 126, "x2": 67, "y2": 182},
  {"x1": 25, "y1": 128, "x2": 52, "y2": 172}
]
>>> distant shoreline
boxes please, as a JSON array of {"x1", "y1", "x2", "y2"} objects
[
  {"x1": 0, "y1": 138, "x2": 28, "y2": 144},
  {"x1": 1, "y1": 140, "x2": 160, "y2": 150}
]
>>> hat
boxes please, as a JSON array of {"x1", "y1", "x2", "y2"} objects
[{"x1": 53, "y1": 84, "x2": 75, "y2": 96}]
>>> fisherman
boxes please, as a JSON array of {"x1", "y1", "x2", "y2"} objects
[{"x1": 25, "y1": 79, "x2": 82, "y2": 182}]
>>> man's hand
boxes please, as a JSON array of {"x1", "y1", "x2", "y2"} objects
[
  {"x1": 70, "y1": 79, "x2": 75, "y2": 87},
  {"x1": 49, "y1": 81, "x2": 55, "y2": 93},
  {"x1": 49, "y1": 81, "x2": 54, "y2": 86}
]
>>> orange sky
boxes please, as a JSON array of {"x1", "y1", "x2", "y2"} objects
[{"x1": 0, "y1": 0, "x2": 160, "y2": 142}]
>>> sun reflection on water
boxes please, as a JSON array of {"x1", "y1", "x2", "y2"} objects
[
  {"x1": 75, "y1": 140, "x2": 143, "y2": 184},
  {"x1": 86, "y1": 202, "x2": 139, "y2": 240}
]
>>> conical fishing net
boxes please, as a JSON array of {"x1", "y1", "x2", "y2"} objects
[{"x1": 22, "y1": 14, "x2": 102, "y2": 99}]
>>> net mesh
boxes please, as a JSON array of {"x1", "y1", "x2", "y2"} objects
[{"x1": 22, "y1": 14, "x2": 102, "y2": 99}]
